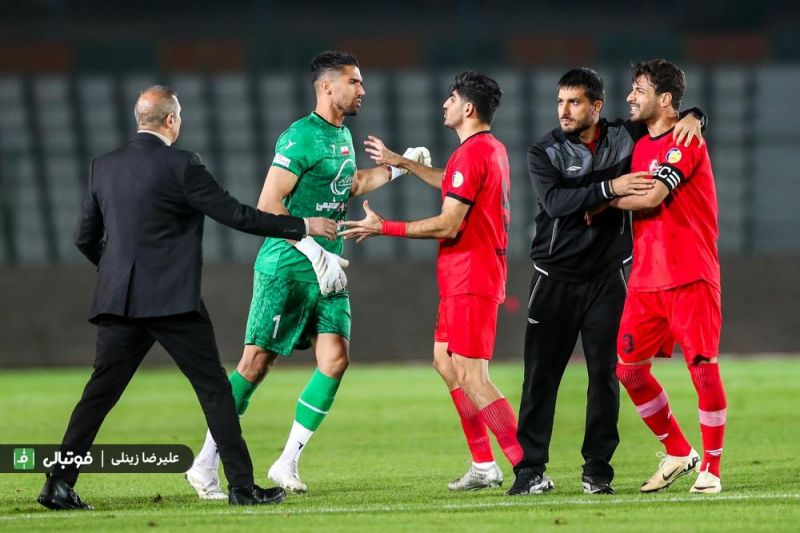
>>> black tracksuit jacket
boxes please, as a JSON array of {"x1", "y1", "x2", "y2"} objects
[{"x1": 527, "y1": 118, "x2": 646, "y2": 282}]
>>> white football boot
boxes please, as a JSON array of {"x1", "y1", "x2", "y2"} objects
[
  {"x1": 268, "y1": 459, "x2": 308, "y2": 494},
  {"x1": 640, "y1": 448, "x2": 700, "y2": 493},
  {"x1": 185, "y1": 463, "x2": 227, "y2": 500},
  {"x1": 690, "y1": 467, "x2": 722, "y2": 494},
  {"x1": 447, "y1": 463, "x2": 504, "y2": 491}
]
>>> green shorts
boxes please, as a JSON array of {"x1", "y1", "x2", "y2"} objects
[{"x1": 244, "y1": 272, "x2": 351, "y2": 356}]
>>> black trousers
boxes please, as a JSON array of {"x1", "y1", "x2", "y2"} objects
[
  {"x1": 516, "y1": 269, "x2": 626, "y2": 482},
  {"x1": 50, "y1": 305, "x2": 253, "y2": 488}
]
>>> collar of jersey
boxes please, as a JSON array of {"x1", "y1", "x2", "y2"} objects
[
  {"x1": 311, "y1": 112, "x2": 345, "y2": 130},
  {"x1": 460, "y1": 130, "x2": 492, "y2": 144},
  {"x1": 649, "y1": 126, "x2": 676, "y2": 140}
]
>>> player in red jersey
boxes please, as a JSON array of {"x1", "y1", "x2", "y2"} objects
[
  {"x1": 607, "y1": 60, "x2": 726, "y2": 494},
  {"x1": 341, "y1": 71, "x2": 521, "y2": 491}
]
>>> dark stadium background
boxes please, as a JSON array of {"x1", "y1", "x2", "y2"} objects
[{"x1": 0, "y1": 0, "x2": 798, "y2": 366}]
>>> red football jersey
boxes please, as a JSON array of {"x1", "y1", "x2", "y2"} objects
[
  {"x1": 437, "y1": 131, "x2": 510, "y2": 302},
  {"x1": 628, "y1": 129, "x2": 720, "y2": 291}
]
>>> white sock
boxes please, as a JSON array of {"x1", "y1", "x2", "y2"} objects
[
  {"x1": 193, "y1": 429, "x2": 219, "y2": 471},
  {"x1": 277, "y1": 421, "x2": 314, "y2": 465},
  {"x1": 473, "y1": 461, "x2": 496, "y2": 470}
]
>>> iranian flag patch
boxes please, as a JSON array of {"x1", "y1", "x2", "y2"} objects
[{"x1": 340, "y1": 145, "x2": 350, "y2": 155}]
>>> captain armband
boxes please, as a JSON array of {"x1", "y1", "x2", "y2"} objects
[{"x1": 654, "y1": 164, "x2": 683, "y2": 192}]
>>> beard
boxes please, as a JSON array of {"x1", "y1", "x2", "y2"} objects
[
  {"x1": 339, "y1": 99, "x2": 361, "y2": 117},
  {"x1": 560, "y1": 116, "x2": 592, "y2": 134},
  {"x1": 629, "y1": 104, "x2": 656, "y2": 123}
]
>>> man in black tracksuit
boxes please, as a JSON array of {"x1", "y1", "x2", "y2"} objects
[{"x1": 508, "y1": 68, "x2": 704, "y2": 496}]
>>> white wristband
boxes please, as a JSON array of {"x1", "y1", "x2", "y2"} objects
[
  {"x1": 293, "y1": 236, "x2": 323, "y2": 258},
  {"x1": 390, "y1": 166, "x2": 406, "y2": 181}
]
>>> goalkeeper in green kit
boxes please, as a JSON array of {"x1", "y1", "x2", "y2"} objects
[{"x1": 186, "y1": 51, "x2": 431, "y2": 497}]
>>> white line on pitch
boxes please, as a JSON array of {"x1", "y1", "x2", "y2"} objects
[{"x1": 2, "y1": 492, "x2": 798, "y2": 521}]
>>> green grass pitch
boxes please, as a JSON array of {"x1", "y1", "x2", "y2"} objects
[{"x1": 1, "y1": 358, "x2": 799, "y2": 531}]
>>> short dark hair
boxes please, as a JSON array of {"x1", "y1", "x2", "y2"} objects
[
  {"x1": 449, "y1": 71, "x2": 503, "y2": 124},
  {"x1": 557, "y1": 68, "x2": 604, "y2": 103},
  {"x1": 632, "y1": 59, "x2": 685, "y2": 111},
  {"x1": 310, "y1": 51, "x2": 360, "y2": 83}
]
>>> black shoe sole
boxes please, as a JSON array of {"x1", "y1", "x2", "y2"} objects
[
  {"x1": 268, "y1": 491, "x2": 287, "y2": 505},
  {"x1": 584, "y1": 488, "x2": 616, "y2": 495},
  {"x1": 37, "y1": 496, "x2": 91, "y2": 510},
  {"x1": 506, "y1": 481, "x2": 554, "y2": 496},
  {"x1": 38, "y1": 497, "x2": 63, "y2": 510},
  {"x1": 229, "y1": 491, "x2": 287, "y2": 506}
]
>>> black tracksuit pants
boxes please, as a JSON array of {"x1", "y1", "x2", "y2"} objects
[
  {"x1": 50, "y1": 305, "x2": 254, "y2": 488},
  {"x1": 516, "y1": 268, "x2": 626, "y2": 482}
]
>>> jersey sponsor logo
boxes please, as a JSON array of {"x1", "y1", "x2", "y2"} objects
[
  {"x1": 273, "y1": 154, "x2": 291, "y2": 167},
  {"x1": 286, "y1": 140, "x2": 296, "y2": 149},
  {"x1": 315, "y1": 201, "x2": 347, "y2": 212},
  {"x1": 452, "y1": 170, "x2": 464, "y2": 188},
  {"x1": 666, "y1": 147, "x2": 682, "y2": 164},
  {"x1": 330, "y1": 160, "x2": 356, "y2": 195}
]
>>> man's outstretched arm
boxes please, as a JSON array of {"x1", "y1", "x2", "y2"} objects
[
  {"x1": 339, "y1": 197, "x2": 469, "y2": 241},
  {"x1": 363, "y1": 135, "x2": 442, "y2": 190},
  {"x1": 184, "y1": 153, "x2": 317, "y2": 240}
]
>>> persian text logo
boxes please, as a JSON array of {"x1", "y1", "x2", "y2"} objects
[
  {"x1": 330, "y1": 160, "x2": 355, "y2": 195},
  {"x1": 13, "y1": 448, "x2": 35, "y2": 470}
]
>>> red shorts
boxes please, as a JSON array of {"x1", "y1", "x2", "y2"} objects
[
  {"x1": 434, "y1": 294, "x2": 499, "y2": 360},
  {"x1": 617, "y1": 280, "x2": 721, "y2": 364}
]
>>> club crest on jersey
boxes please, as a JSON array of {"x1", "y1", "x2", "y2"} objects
[
  {"x1": 648, "y1": 159, "x2": 661, "y2": 176},
  {"x1": 452, "y1": 171, "x2": 464, "y2": 188},
  {"x1": 666, "y1": 148, "x2": 682, "y2": 164},
  {"x1": 330, "y1": 159, "x2": 355, "y2": 195}
]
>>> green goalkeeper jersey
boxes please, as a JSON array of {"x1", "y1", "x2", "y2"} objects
[{"x1": 254, "y1": 112, "x2": 355, "y2": 282}]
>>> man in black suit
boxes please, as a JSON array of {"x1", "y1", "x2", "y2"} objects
[{"x1": 37, "y1": 85, "x2": 338, "y2": 510}]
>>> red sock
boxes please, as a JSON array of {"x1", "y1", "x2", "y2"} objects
[
  {"x1": 689, "y1": 362, "x2": 727, "y2": 477},
  {"x1": 479, "y1": 398, "x2": 523, "y2": 466},
  {"x1": 450, "y1": 388, "x2": 494, "y2": 463},
  {"x1": 617, "y1": 363, "x2": 692, "y2": 456}
]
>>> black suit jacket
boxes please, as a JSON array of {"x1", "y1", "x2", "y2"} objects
[{"x1": 74, "y1": 132, "x2": 306, "y2": 322}]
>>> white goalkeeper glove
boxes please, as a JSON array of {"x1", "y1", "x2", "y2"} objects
[
  {"x1": 293, "y1": 237, "x2": 349, "y2": 295},
  {"x1": 390, "y1": 146, "x2": 432, "y2": 180}
]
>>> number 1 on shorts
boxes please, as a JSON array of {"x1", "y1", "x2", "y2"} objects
[{"x1": 272, "y1": 314, "x2": 281, "y2": 339}]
